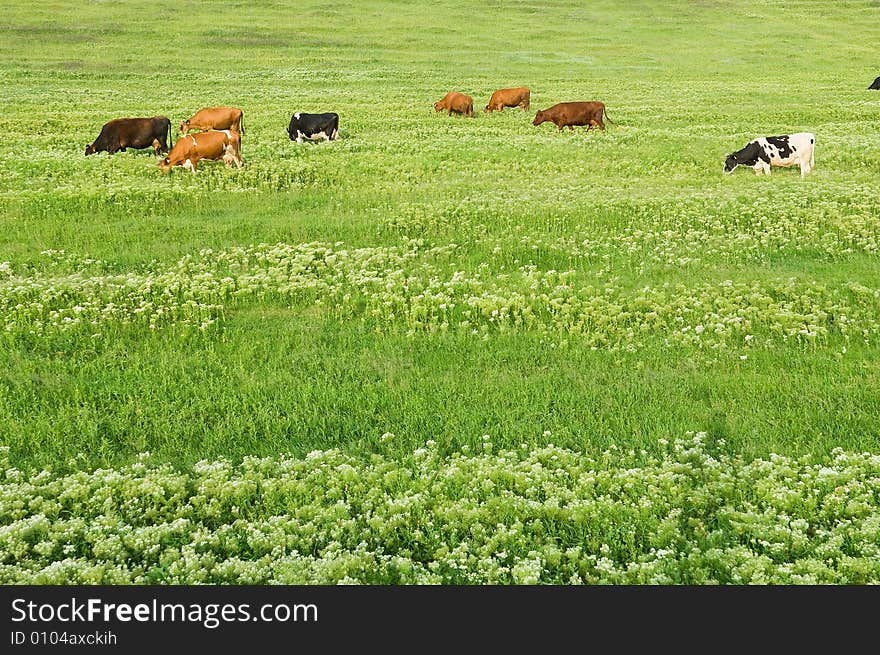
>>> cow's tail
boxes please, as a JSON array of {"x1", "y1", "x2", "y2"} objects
[
  {"x1": 166, "y1": 118, "x2": 173, "y2": 151},
  {"x1": 603, "y1": 106, "x2": 616, "y2": 126},
  {"x1": 239, "y1": 111, "x2": 244, "y2": 136}
]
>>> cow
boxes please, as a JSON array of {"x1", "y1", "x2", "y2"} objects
[
  {"x1": 434, "y1": 92, "x2": 474, "y2": 117},
  {"x1": 157, "y1": 130, "x2": 243, "y2": 174},
  {"x1": 287, "y1": 112, "x2": 340, "y2": 144},
  {"x1": 484, "y1": 87, "x2": 530, "y2": 112},
  {"x1": 85, "y1": 117, "x2": 172, "y2": 156},
  {"x1": 532, "y1": 101, "x2": 614, "y2": 132},
  {"x1": 869, "y1": 77, "x2": 880, "y2": 90},
  {"x1": 723, "y1": 133, "x2": 815, "y2": 177},
  {"x1": 179, "y1": 107, "x2": 243, "y2": 135}
]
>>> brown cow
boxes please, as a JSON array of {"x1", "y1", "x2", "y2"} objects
[
  {"x1": 532, "y1": 101, "x2": 615, "y2": 132},
  {"x1": 179, "y1": 106, "x2": 243, "y2": 135},
  {"x1": 85, "y1": 117, "x2": 172, "y2": 156},
  {"x1": 157, "y1": 130, "x2": 243, "y2": 174},
  {"x1": 433, "y1": 92, "x2": 474, "y2": 117},
  {"x1": 484, "y1": 87, "x2": 530, "y2": 112}
]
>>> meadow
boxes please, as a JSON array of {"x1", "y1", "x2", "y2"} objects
[{"x1": 1, "y1": 0, "x2": 879, "y2": 583}]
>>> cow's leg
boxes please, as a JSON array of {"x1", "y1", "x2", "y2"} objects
[{"x1": 296, "y1": 132, "x2": 303, "y2": 145}]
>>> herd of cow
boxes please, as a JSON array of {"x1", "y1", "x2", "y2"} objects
[
  {"x1": 433, "y1": 87, "x2": 615, "y2": 133},
  {"x1": 83, "y1": 105, "x2": 341, "y2": 173},
  {"x1": 83, "y1": 84, "x2": 824, "y2": 177}
]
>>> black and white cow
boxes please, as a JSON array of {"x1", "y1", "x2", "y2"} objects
[
  {"x1": 723, "y1": 133, "x2": 815, "y2": 177},
  {"x1": 287, "y1": 112, "x2": 339, "y2": 144}
]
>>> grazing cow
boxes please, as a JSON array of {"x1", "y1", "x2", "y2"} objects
[
  {"x1": 484, "y1": 87, "x2": 530, "y2": 112},
  {"x1": 85, "y1": 117, "x2": 172, "y2": 156},
  {"x1": 287, "y1": 112, "x2": 340, "y2": 144},
  {"x1": 723, "y1": 133, "x2": 815, "y2": 177},
  {"x1": 434, "y1": 92, "x2": 474, "y2": 117},
  {"x1": 532, "y1": 101, "x2": 614, "y2": 132},
  {"x1": 157, "y1": 130, "x2": 243, "y2": 174},
  {"x1": 869, "y1": 77, "x2": 880, "y2": 90},
  {"x1": 179, "y1": 107, "x2": 243, "y2": 135}
]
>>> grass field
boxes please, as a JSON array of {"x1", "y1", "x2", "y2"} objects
[{"x1": 2, "y1": 0, "x2": 880, "y2": 583}]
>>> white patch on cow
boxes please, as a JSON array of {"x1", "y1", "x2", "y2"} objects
[
  {"x1": 183, "y1": 159, "x2": 196, "y2": 174},
  {"x1": 308, "y1": 131, "x2": 327, "y2": 141},
  {"x1": 296, "y1": 131, "x2": 303, "y2": 145},
  {"x1": 330, "y1": 127, "x2": 339, "y2": 140},
  {"x1": 294, "y1": 113, "x2": 300, "y2": 120}
]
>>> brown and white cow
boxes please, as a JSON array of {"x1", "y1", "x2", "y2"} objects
[
  {"x1": 157, "y1": 130, "x2": 242, "y2": 174},
  {"x1": 179, "y1": 107, "x2": 243, "y2": 135},
  {"x1": 433, "y1": 92, "x2": 474, "y2": 117},
  {"x1": 532, "y1": 101, "x2": 614, "y2": 132},
  {"x1": 484, "y1": 87, "x2": 530, "y2": 112}
]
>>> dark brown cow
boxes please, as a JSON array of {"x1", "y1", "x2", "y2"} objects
[
  {"x1": 433, "y1": 92, "x2": 474, "y2": 117},
  {"x1": 179, "y1": 106, "x2": 243, "y2": 135},
  {"x1": 484, "y1": 87, "x2": 530, "y2": 112},
  {"x1": 532, "y1": 101, "x2": 615, "y2": 132},
  {"x1": 85, "y1": 117, "x2": 172, "y2": 156},
  {"x1": 157, "y1": 130, "x2": 243, "y2": 174}
]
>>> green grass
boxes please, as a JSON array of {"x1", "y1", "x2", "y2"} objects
[{"x1": 1, "y1": 0, "x2": 879, "y2": 476}]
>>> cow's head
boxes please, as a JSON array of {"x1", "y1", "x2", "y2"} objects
[
  {"x1": 179, "y1": 120, "x2": 190, "y2": 134},
  {"x1": 433, "y1": 101, "x2": 443, "y2": 112},
  {"x1": 157, "y1": 157, "x2": 172, "y2": 173},
  {"x1": 723, "y1": 153, "x2": 739, "y2": 174},
  {"x1": 483, "y1": 104, "x2": 493, "y2": 113},
  {"x1": 532, "y1": 111, "x2": 547, "y2": 126},
  {"x1": 84, "y1": 144, "x2": 97, "y2": 156}
]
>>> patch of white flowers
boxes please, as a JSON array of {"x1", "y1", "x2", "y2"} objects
[
  {"x1": 1, "y1": 434, "x2": 878, "y2": 584},
  {"x1": 512, "y1": 191, "x2": 880, "y2": 269},
  {"x1": 1, "y1": 242, "x2": 878, "y2": 349}
]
